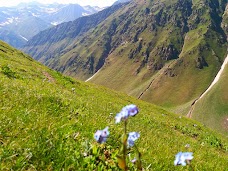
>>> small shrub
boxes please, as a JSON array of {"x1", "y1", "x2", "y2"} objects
[{"x1": 1, "y1": 65, "x2": 17, "y2": 78}]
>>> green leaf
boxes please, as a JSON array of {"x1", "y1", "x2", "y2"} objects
[
  {"x1": 117, "y1": 155, "x2": 126, "y2": 170},
  {"x1": 92, "y1": 145, "x2": 98, "y2": 155}
]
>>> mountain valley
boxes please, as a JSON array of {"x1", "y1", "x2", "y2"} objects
[{"x1": 22, "y1": 0, "x2": 228, "y2": 134}]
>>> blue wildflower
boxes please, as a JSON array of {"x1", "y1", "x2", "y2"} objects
[
  {"x1": 124, "y1": 104, "x2": 139, "y2": 116},
  {"x1": 127, "y1": 132, "x2": 140, "y2": 147},
  {"x1": 174, "y1": 152, "x2": 193, "y2": 166},
  {"x1": 115, "y1": 104, "x2": 139, "y2": 123},
  {"x1": 115, "y1": 109, "x2": 129, "y2": 123},
  {"x1": 94, "y1": 127, "x2": 109, "y2": 143}
]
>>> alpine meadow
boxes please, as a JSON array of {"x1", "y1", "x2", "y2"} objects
[{"x1": 0, "y1": 0, "x2": 228, "y2": 170}]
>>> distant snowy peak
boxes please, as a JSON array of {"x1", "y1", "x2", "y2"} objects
[
  {"x1": 44, "y1": 4, "x2": 87, "y2": 25},
  {"x1": 0, "y1": 3, "x2": 102, "y2": 27},
  {"x1": 50, "y1": 21, "x2": 59, "y2": 26},
  {"x1": 0, "y1": 17, "x2": 20, "y2": 27},
  {"x1": 0, "y1": 2, "x2": 104, "y2": 48}
]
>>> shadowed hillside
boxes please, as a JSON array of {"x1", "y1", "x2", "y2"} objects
[{"x1": 192, "y1": 54, "x2": 228, "y2": 135}]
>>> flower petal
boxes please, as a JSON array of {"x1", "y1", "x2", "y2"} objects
[
  {"x1": 94, "y1": 127, "x2": 109, "y2": 143},
  {"x1": 127, "y1": 132, "x2": 140, "y2": 147},
  {"x1": 174, "y1": 152, "x2": 193, "y2": 166}
]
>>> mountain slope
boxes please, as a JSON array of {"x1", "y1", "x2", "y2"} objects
[
  {"x1": 22, "y1": 3, "x2": 126, "y2": 63},
  {"x1": 22, "y1": 0, "x2": 227, "y2": 113},
  {"x1": 186, "y1": 3, "x2": 228, "y2": 135},
  {"x1": 7, "y1": 16, "x2": 52, "y2": 40},
  {"x1": 191, "y1": 54, "x2": 228, "y2": 135},
  {"x1": 87, "y1": 0, "x2": 227, "y2": 110},
  {"x1": 1, "y1": 41, "x2": 228, "y2": 169},
  {"x1": 0, "y1": 29, "x2": 27, "y2": 47},
  {"x1": 42, "y1": 4, "x2": 89, "y2": 25}
]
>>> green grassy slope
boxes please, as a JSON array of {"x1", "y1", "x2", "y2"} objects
[
  {"x1": 1, "y1": 41, "x2": 228, "y2": 170},
  {"x1": 192, "y1": 59, "x2": 228, "y2": 135}
]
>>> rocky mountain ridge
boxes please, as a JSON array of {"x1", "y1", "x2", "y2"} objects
[{"x1": 22, "y1": 3, "x2": 127, "y2": 62}]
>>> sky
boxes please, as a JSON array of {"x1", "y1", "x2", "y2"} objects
[{"x1": 0, "y1": 0, "x2": 117, "y2": 7}]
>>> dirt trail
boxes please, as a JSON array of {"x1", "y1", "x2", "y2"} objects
[
  {"x1": 137, "y1": 60, "x2": 176, "y2": 99},
  {"x1": 187, "y1": 54, "x2": 228, "y2": 118},
  {"x1": 43, "y1": 72, "x2": 55, "y2": 82}
]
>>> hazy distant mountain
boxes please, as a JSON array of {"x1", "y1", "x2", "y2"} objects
[
  {"x1": 0, "y1": 2, "x2": 102, "y2": 48},
  {"x1": 6, "y1": 16, "x2": 51, "y2": 40},
  {"x1": 22, "y1": 3, "x2": 125, "y2": 63},
  {"x1": 41, "y1": 4, "x2": 95, "y2": 26},
  {"x1": 0, "y1": 29, "x2": 27, "y2": 48}
]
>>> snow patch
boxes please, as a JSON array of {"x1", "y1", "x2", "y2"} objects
[
  {"x1": 82, "y1": 12, "x2": 90, "y2": 16},
  {"x1": 0, "y1": 17, "x2": 19, "y2": 26},
  {"x1": 187, "y1": 53, "x2": 228, "y2": 118},
  {"x1": 51, "y1": 21, "x2": 60, "y2": 25},
  {"x1": 19, "y1": 35, "x2": 28, "y2": 41},
  {"x1": 31, "y1": 13, "x2": 39, "y2": 17},
  {"x1": 41, "y1": 7, "x2": 59, "y2": 14},
  {"x1": 199, "y1": 53, "x2": 228, "y2": 99},
  {"x1": 85, "y1": 69, "x2": 101, "y2": 82}
]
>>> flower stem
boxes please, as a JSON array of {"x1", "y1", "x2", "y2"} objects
[
  {"x1": 134, "y1": 145, "x2": 142, "y2": 170},
  {"x1": 123, "y1": 120, "x2": 128, "y2": 171}
]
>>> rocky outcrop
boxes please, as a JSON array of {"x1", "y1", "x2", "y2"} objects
[
  {"x1": 158, "y1": 44, "x2": 179, "y2": 61},
  {"x1": 195, "y1": 56, "x2": 208, "y2": 69}
]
